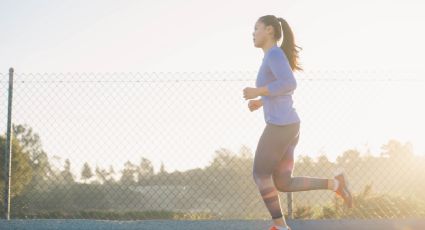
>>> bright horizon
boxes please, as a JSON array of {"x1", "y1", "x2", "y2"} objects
[{"x1": 2, "y1": 71, "x2": 424, "y2": 178}]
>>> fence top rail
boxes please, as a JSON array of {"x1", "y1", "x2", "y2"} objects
[{"x1": 0, "y1": 70, "x2": 423, "y2": 83}]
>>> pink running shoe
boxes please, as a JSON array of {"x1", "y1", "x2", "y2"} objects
[{"x1": 335, "y1": 173, "x2": 354, "y2": 208}]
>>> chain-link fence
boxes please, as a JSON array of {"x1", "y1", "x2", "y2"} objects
[{"x1": 1, "y1": 70, "x2": 425, "y2": 220}]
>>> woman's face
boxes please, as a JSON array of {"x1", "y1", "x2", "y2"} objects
[{"x1": 252, "y1": 20, "x2": 271, "y2": 48}]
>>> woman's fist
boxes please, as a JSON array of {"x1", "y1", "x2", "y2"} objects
[
  {"x1": 243, "y1": 87, "x2": 260, "y2": 100},
  {"x1": 248, "y1": 99, "x2": 263, "y2": 112}
]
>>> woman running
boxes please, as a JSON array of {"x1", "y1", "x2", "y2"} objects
[{"x1": 243, "y1": 15, "x2": 353, "y2": 230}]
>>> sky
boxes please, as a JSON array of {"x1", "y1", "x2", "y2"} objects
[
  {"x1": 1, "y1": 0, "x2": 425, "y2": 73},
  {"x1": 1, "y1": 0, "x2": 425, "y2": 175}
]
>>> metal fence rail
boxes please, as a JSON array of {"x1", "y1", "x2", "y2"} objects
[{"x1": 1, "y1": 69, "x2": 425, "y2": 220}]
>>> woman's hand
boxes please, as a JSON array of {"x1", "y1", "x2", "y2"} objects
[
  {"x1": 243, "y1": 86, "x2": 268, "y2": 100},
  {"x1": 248, "y1": 99, "x2": 263, "y2": 112},
  {"x1": 243, "y1": 87, "x2": 259, "y2": 100}
]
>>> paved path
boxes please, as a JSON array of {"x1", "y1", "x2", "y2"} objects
[{"x1": 1, "y1": 219, "x2": 425, "y2": 230}]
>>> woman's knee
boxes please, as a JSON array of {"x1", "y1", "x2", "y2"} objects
[
  {"x1": 273, "y1": 172, "x2": 293, "y2": 192},
  {"x1": 275, "y1": 181, "x2": 292, "y2": 192},
  {"x1": 252, "y1": 170, "x2": 273, "y2": 188},
  {"x1": 252, "y1": 170, "x2": 262, "y2": 186}
]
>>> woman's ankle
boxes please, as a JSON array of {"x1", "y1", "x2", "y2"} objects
[{"x1": 272, "y1": 217, "x2": 288, "y2": 227}]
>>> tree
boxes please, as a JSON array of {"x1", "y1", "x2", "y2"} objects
[
  {"x1": 336, "y1": 149, "x2": 361, "y2": 165},
  {"x1": 159, "y1": 161, "x2": 166, "y2": 174},
  {"x1": 297, "y1": 155, "x2": 314, "y2": 168},
  {"x1": 61, "y1": 159, "x2": 75, "y2": 184},
  {"x1": 108, "y1": 165, "x2": 116, "y2": 183},
  {"x1": 81, "y1": 162, "x2": 93, "y2": 183},
  {"x1": 95, "y1": 165, "x2": 115, "y2": 184},
  {"x1": 209, "y1": 148, "x2": 235, "y2": 170},
  {"x1": 239, "y1": 145, "x2": 253, "y2": 159},
  {"x1": 381, "y1": 140, "x2": 413, "y2": 158},
  {"x1": 95, "y1": 166, "x2": 107, "y2": 184},
  {"x1": 120, "y1": 161, "x2": 137, "y2": 185},
  {"x1": 13, "y1": 124, "x2": 43, "y2": 155},
  {"x1": 137, "y1": 157, "x2": 154, "y2": 185},
  {"x1": 317, "y1": 154, "x2": 331, "y2": 165},
  {"x1": 13, "y1": 124, "x2": 53, "y2": 182},
  {"x1": 0, "y1": 135, "x2": 33, "y2": 203}
]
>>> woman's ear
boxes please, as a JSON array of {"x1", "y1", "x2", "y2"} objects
[{"x1": 265, "y1": 25, "x2": 274, "y2": 36}]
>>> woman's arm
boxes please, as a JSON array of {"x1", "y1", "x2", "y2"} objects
[
  {"x1": 261, "y1": 49, "x2": 297, "y2": 97},
  {"x1": 243, "y1": 50, "x2": 296, "y2": 99}
]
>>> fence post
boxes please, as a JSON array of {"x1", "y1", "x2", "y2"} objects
[
  {"x1": 3, "y1": 68, "x2": 14, "y2": 220},
  {"x1": 287, "y1": 192, "x2": 293, "y2": 219}
]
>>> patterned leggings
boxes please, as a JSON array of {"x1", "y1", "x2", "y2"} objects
[{"x1": 253, "y1": 122, "x2": 329, "y2": 219}]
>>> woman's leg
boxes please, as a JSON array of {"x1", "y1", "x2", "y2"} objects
[
  {"x1": 253, "y1": 122, "x2": 300, "y2": 227},
  {"x1": 272, "y1": 131, "x2": 354, "y2": 209},
  {"x1": 272, "y1": 133, "x2": 332, "y2": 192}
]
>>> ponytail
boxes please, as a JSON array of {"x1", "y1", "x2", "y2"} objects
[{"x1": 277, "y1": 18, "x2": 303, "y2": 71}]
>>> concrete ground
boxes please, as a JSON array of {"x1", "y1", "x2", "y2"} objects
[{"x1": 1, "y1": 218, "x2": 425, "y2": 230}]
